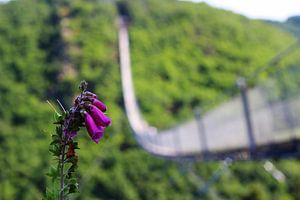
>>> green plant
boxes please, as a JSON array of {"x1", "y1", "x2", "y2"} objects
[{"x1": 44, "y1": 81, "x2": 111, "y2": 200}]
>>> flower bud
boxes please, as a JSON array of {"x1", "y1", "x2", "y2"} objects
[
  {"x1": 92, "y1": 98, "x2": 107, "y2": 112},
  {"x1": 85, "y1": 91, "x2": 97, "y2": 98}
]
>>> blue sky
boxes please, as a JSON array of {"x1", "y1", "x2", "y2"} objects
[{"x1": 181, "y1": 0, "x2": 300, "y2": 21}]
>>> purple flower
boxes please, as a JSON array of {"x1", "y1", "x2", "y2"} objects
[
  {"x1": 91, "y1": 126, "x2": 104, "y2": 144},
  {"x1": 84, "y1": 112, "x2": 104, "y2": 144},
  {"x1": 64, "y1": 130, "x2": 78, "y2": 138},
  {"x1": 89, "y1": 105, "x2": 111, "y2": 127},
  {"x1": 92, "y1": 98, "x2": 107, "y2": 112}
]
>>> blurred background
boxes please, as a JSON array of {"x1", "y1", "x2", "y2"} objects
[{"x1": 0, "y1": 0, "x2": 300, "y2": 199}]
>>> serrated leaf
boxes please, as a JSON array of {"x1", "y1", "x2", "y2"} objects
[
  {"x1": 53, "y1": 121, "x2": 63, "y2": 125},
  {"x1": 50, "y1": 139, "x2": 60, "y2": 145},
  {"x1": 56, "y1": 126, "x2": 62, "y2": 135},
  {"x1": 49, "y1": 144, "x2": 61, "y2": 157},
  {"x1": 51, "y1": 134, "x2": 59, "y2": 140}
]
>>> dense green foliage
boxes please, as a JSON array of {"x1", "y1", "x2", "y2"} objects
[{"x1": 0, "y1": 0, "x2": 300, "y2": 199}]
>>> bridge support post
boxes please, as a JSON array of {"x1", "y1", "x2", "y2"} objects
[
  {"x1": 237, "y1": 77, "x2": 256, "y2": 158},
  {"x1": 194, "y1": 107, "x2": 209, "y2": 159}
]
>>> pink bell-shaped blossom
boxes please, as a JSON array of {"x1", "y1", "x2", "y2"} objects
[
  {"x1": 89, "y1": 105, "x2": 111, "y2": 127},
  {"x1": 91, "y1": 126, "x2": 105, "y2": 144},
  {"x1": 84, "y1": 112, "x2": 104, "y2": 143}
]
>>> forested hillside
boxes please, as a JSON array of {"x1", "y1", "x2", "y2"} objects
[{"x1": 0, "y1": 0, "x2": 300, "y2": 199}]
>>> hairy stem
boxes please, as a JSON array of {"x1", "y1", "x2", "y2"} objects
[{"x1": 60, "y1": 135, "x2": 66, "y2": 200}]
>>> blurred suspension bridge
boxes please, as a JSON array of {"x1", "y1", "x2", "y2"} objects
[{"x1": 118, "y1": 16, "x2": 300, "y2": 161}]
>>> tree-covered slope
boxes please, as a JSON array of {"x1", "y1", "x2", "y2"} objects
[
  {"x1": 0, "y1": 0, "x2": 299, "y2": 200},
  {"x1": 0, "y1": 1, "x2": 56, "y2": 199}
]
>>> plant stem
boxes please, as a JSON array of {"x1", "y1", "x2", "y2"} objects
[{"x1": 60, "y1": 136, "x2": 66, "y2": 200}]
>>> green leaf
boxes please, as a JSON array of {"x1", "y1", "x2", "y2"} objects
[
  {"x1": 65, "y1": 156, "x2": 78, "y2": 164},
  {"x1": 49, "y1": 143, "x2": 61, "y2": 157},
  {"x1": 68, "y1": 183, "x2": 79, "y2": 194},
  {"x1": 55, "y1": 126, "x2": 62, "y2": 136},
  {"x1": 51, "y1": 134, "x2": 59, "y2": 141},
  {"x1": 54, "y1": 112, "x2": 62, "y2": 121},
  {"x1": 68, "y1": 178, "x2": 77, "y2": 185},
  {"x1": 50, "y1": 139, "x2": 60, "y2": 145},
  {"x1": 46, "y1": 166, "x2": 59, "y2": 182},
  {"x1": 72, "y1": 142, "x2": 80, "y2": 149}
]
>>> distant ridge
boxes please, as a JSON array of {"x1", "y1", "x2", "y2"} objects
[{"x1": 266, "y1": 15, "x2": 300, "y2": 38}]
